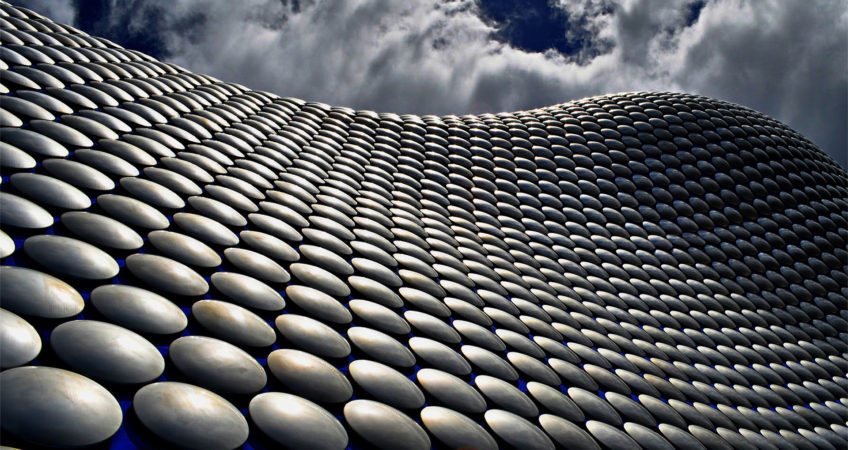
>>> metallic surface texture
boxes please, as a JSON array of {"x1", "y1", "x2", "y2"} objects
[{"x1": 0, "y1": 2, "x2": 847, "y2": 449}]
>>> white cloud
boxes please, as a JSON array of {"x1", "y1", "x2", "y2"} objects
[
  {"x1": 14, "y1": 0, "x2": 848, "y2": 166},
  {"x1": 13, "y1": 0, "x2": 75, "y2": 26}
]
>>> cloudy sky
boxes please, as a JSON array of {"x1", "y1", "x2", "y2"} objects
[{"x1": 16, "y1": 0, "x2": 848, "y2": 167}]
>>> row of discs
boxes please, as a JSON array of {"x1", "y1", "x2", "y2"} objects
[{"x1": 1, "y1": 2, "x2": 847, "y2": 450}]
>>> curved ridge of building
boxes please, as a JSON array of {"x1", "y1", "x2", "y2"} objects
[{"x1": 0, "y1": 2, "x2": 847, "y2": 449}]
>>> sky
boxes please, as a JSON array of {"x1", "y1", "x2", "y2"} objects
[{"x1": 14, "y1": 0, "x2": 848, "y2": 168}]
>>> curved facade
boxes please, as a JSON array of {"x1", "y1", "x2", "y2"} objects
[{"x1": 1, "y1": 2, "x2": 847, "y2": 449}]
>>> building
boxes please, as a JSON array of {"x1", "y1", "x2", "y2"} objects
[{"x1": 0, "y1": 2, "x2": 846, "y2": 449}]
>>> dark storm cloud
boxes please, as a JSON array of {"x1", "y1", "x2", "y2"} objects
[{"x1": 14, "y1": 0, "x2": 847, "y2": 167}]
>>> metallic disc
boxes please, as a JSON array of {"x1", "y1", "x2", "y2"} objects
[
  {"x1": 348, "y1": 359, "x2": 425, "y2": 409},
  {"x1": 133, "y1": 382, "x2": 249, "y2": 450},
  {"x1": 421, "y1": 406, "x2": 498, "y2": 450},
  {"x1": 148, "y1": 230, "x2": 222, "y2": 267},
  {"x1": 586, "y1": 420, "x2": 641, "y2": 450},
  {"x1": 120, "y1": 176, "x2": 184, "y2": 209},
  {"x1": 0, "y1": 266, "x2": 83, "y2": 318},
  {"x1": 287, "y1": 284, "x2": 351, "y2": 324},
  {"x1": 43, "y1": 158, "x2": 115, "y2": 191},
  {"x1": 96, "y1": 194, "x2": 170, "y2": 229},
  {"x1": 191, "y1": 299, "x2": 277, "y2": 347},
  {"x1": 349, "y1": 299, "x2": 409, "y2": 334},
  {"x1": 343, "y1": 399, "x2": 431, "y2": 450},
  {"x1": 250, "y1": 392, "x2": 348, "y2": 450},
  {"x1": 240, "y1": 229, "x2": 299, "y2": 261},
  {"x1": 10, "y1": 173, "x2": 91, "y2": 210},
  {"x1": 168, "y1": 336, "x2": 266, "y2": 394},
  {"x1": 0, "y1": 366, "x2": 122, "y2": 447},
  {"x1": 50, "y1": 320, "x2": 164, "y2": 384},
  {"x1": 23, "y1": 235, "x2": 119, "y2": 280},
  {"x1": 266, "y1": 349, "x2": 353, "y2": 403},
  {"x1": 527, "y1": 381, "x2": 585, "y2": 423},
  {"x1": 0, "y1": 192, "x2": 53, "y2": 229},
  {"x1": 0, "y1": 308, "x2": 41, "y2": 369},
  {"x1": 347, "y1": 326, "x2": 416, "y2": 367},
  {"x1": 461, "y1": 345, "x2": 519, "y2": 380},
  {"x1": 484, "y1": 409, "x2": 555, "y2": 450},
  {"x1": 210, "y1": 271, "x2": 285, "y2": 310},
  {"x1": 539, "y1": 414, "x2": 601, "y2": 450},
  {"x1": 126, "y1": 253, "x2": 209, "y2": 296},
  {"x1": 90, "y1": 284, "x2": 187, "y2": 335},
  {"x1": 623, "y1": 422, "x2": 675, "y2": 450},
  {"x1": 408, "y1": 336, "x2": 472, "y2": 375},
  {"x1": 223, "y1": 247, "x2": 290, "y2": 283},
  {"x1": 0, "y1": 230, "x2": 14, "y2": 258},
  {"x1": 475, "y1": 374, "x2": 539, "y2": 417},
  {"x1": 174, "y1": 212, "x2": 239, "y2": 246},
  {"x1": 60, "y1": 211, "x2": 144, "y2": 250},
  {"x1": 416, "y1": 368, "x2": 487, "y2": 413},
  {"x1": 289, "y1": 263, "x2": 351, "y2": 297},
  {"x1": 0, "y1": 127, "x2": 68, "y2": 157},
  {"x1": 275, "y1": 313, "x2": 351, "y2": 358},
  {"x1": 354, "y1": 276, "x2": 404, "y2": 307}
]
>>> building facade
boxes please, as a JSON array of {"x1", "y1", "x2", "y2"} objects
[{"x1": 0, "y1": 2, "x2": 847, "y2": 449}]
